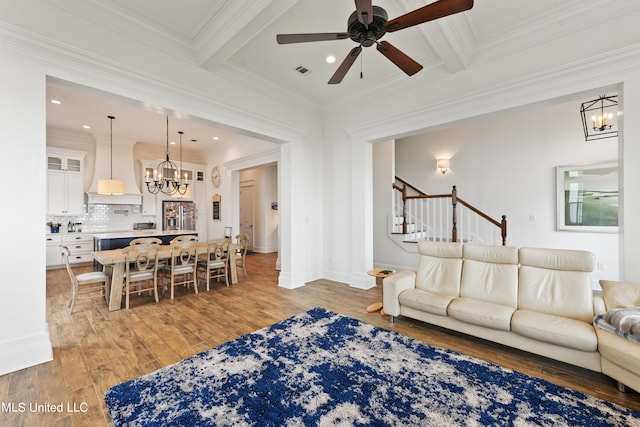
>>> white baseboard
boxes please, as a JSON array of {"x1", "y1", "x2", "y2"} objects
[
  {"x1": 251, "y1": 246, "x2": 278, "y2": 253},
  {"x1": 0, "y1": 329, "x2": 53, "y2": 376}
]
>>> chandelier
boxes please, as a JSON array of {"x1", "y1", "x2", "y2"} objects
[
  {"x1": 579, "y1": 94, "x2": 618, "y2": 141},
  {"x1": 144, "y1": 116, "x2": 189, "y2": 195}
]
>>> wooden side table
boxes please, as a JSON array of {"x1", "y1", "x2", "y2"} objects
[{"x1": 366, "y1": 268, "x2": 395, "y2": 313}]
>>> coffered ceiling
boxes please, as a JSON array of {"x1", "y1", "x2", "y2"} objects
[{"x1": 42, "y1": 0, "x2": 639, "y2": 149}]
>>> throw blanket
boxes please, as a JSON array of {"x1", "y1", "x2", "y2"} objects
[{"x1": 594, "y1": 307, "x2": 640, "y2": 344}]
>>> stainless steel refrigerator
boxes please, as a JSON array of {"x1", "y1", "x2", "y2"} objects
[{"x1": 162, "y1": 200, "x2": 196, "y2": 231}]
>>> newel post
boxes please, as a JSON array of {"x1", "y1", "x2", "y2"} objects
[
  {"x1": 501, "y1": 215, "x2": 507, "y2": 246},
  {"x1": 401, "y1": 185, "x2": 408, "y2": 234},
  {"x1": 451, "y1": 185, "x2": 458, "y2": 243}
]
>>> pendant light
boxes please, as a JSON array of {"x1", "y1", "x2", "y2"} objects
[{"x1": 98, "y1": 115, "x2": 125, "y2": 195}]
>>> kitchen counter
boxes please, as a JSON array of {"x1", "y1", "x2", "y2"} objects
[{"x1": 92, "y1": 229, "x2": 198, "y2": 239}]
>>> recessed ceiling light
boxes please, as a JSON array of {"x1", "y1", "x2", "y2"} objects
[
  {"x1": 326, "y1": 55, "x2": 336, "y2": 64},
  {"x1": 82, "y1": 125, "x2": 91, "y2": 129},
  {"x1": 213, "y1": 136, "x2": 219, "y2": 141},
  {"x1": 50, "y1": 99, "x2": 61, "y2": 105},
  {"x1": 170, "y1": 141, "x2": 176, "y2": 145}
]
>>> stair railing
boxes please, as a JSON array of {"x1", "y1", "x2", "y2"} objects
[{"x1": 392, "y1": 176, "x2": 507, "y2": 246}]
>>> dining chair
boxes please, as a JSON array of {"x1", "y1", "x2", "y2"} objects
[
  {"x1": 197, "y1": 241, "x2": 229, "y2": 290},
  {"x1": 170, "y1": 235, "x2": 198, "y2": 246},
  {"x1": 234, "y1": 233, "x2": 249, "y2": 278},
  {"x1": 129, "y1": 237, "x2": 162, "y2": 246},
  {"x1": 129, "y1": 237, "x2": 165, "y2": 270},
  {"x1": 62, "y1": 245, "x2": 109, "y2": 313},
  {"x1": 122, "y1": 244, "x2": 159, "y2": 309},
  {"x1": 161, "y1": 244, "x2": 198, "y2": 299}
]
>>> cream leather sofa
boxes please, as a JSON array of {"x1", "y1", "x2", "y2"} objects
[{"x1": 383, "y1": 241, "x2": 639, "y2": 392}]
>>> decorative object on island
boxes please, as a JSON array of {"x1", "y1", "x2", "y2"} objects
[
  {"x1": 579, "y1": 94, "x2": 618, "y2": 141},
  {"x1": 145, "y1": 116, "x2": 189, "y2": 195},
  {"x1": 436, "y1": 158, "x2": 449, "y2": 174},
  {"x1": 98, "y1": 115, "x2": 126, "y2": 195}
]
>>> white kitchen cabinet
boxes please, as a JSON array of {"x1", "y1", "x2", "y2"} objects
[
  {"x1": 47, "y1": 233, "x2": 94, "y2": 268},
  {"x1": 47, "y1": 149, "x2": 86, "y2": 215},
  {"x1": 62, "y1": 234, "x2": 94, "y2": 264},
  {"x1": 46, "y1": 234, "x2": 63, "y2": 267}
]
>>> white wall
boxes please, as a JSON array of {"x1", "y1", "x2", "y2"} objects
[
  {"x1": 383, "y1": 98, "x2": 618, "y2": 287},
  {"x1": 0, "y1": 51, "x2": 53, "y2": 374}
]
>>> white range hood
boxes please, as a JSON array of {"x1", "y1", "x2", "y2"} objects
[{"x1": 86, "y1": 134, "x2": 142, "y2": 205}]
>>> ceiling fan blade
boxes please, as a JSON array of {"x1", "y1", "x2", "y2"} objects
[
  {"x1": 354, "y1": 0, "x2": 373, "y2": 27},
  {"x1": 328, "y1": 46, "x2": 363, "y2": 84},
  {"x1": 276, "y1": 33, "x2": 350, "y2": 44},
  {"x1": 376, "y1": 41, "x2": 423, "y2": 76},
  {"x1": 385, "y1": 0, "x2": 474, "y2": 32}
]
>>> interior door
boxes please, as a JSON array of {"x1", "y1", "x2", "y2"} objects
[{"x1": 239, "y1": 184, "x2": 254, "y2": 250}]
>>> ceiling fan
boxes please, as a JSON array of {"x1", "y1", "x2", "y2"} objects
[{"x1": 276, "y1": 0, "x2": 474, "y2": 84}]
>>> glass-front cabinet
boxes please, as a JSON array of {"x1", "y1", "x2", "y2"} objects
[{"x1": 46, "y1": 148, "x2": 86, "y2": 215}]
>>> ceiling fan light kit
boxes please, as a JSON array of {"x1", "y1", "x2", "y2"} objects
[{"x1": 276, "y1": 0, "x2": 474, "y2": 84}]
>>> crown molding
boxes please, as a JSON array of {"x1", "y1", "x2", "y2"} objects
[
  {"x1": 43, "y1": 0, "x2": 196, "y2": 63},
  {"x1": 0, "y1": 22, "x2": 309, "y2": 144},
  {"x1": 345, "y1": 42, "x2": 640, "y2": 143},
  {"x1": 196, "y1": 0, "x2": 297, "y2": 69},
  {"x1": 472, "y1": 0, "x2": 640, "y2": 67}
]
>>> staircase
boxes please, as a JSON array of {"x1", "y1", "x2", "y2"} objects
[{"x1": 392, "y1": 176, "x2": 507, "y2": 246}]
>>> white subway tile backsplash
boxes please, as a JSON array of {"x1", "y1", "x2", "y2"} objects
[{"x1": 47, "y1": 204, "x2": 157, "y2": 233}]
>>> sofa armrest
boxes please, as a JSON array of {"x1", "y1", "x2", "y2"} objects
[
  {"x1": 383, "y1": 270, "x2": 416, "y2": 316},
  {"x1": 593, "y1": 295, "x2": 606, "y2": 316}
]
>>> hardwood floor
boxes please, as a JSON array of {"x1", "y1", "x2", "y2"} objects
[{"x1": 1, "y1": 253, "x2": 638, "y2": 426}]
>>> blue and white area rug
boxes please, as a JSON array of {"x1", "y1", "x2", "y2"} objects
[{"x1": 105, "y1": 307, "x2": 640, "y2": 426}]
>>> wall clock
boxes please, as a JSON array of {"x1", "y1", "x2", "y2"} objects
[{"x1": 211, "y1": 166, "x2": 222, "y2": 187}]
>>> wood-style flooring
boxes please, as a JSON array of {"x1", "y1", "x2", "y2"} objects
[{"x1": 1, "y1": 253, "x2": 638, "y2": 426}]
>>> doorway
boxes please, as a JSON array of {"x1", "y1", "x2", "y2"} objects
[
  {"x1": 240, "y1": 182, "x2": 255, "y2": 250},
  {"x1": 237, "y1": 163, "x2": 278, "y2": 254}
]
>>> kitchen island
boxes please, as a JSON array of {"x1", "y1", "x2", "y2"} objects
[{"x1": 93, "y1": 230, "x2": 199, "y2": 251}]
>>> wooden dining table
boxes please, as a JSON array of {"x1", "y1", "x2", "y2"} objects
[{"x1": 92, "y1": 240, "x2": 240, "y2": 311}]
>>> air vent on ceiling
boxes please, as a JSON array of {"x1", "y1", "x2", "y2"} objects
[{"x1": 295, "y1": 65, "x2": 311, "y2": 76}]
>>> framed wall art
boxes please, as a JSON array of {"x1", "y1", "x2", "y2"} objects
[
  {"x1": 212, "y1": 194, "x2": 221, "y2": 221},
  {"x1": 556, "y1": 162, "x2": 618, "y2": 232}
]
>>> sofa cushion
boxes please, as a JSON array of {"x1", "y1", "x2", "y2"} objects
[
  {"x1": 399, "y1": 288, "x2": 455, "y2": 316},
  {"x1": 460, "y1": 244, "x2": 519, "y2": 307},
  {"x1": 518, "y1": 247, "x2": 595, "y2": 323},
  {"x1": 518, "y1": 247, "x2": 595, "y2": 272},
  {"x1": 599, "y1": 280, "x2": 640, "y2": 309},
  {"x1": 593, "y1": 308, "x2": 640, "y2": 344},
  {"x1": 415, "y1": 241, "x2": 463, "y2": 296},
  {"x1": 511, "y1": 310, "x2": 597, "y2": 352},
  {"x1": 596, "y1": 327, "x2": 640, "y2": 374},
  {"x1": 448, "y1": 297, "x2": 515, "y2": 331}
]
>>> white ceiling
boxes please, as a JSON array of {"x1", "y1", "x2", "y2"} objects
[{"x1": 44, "y1": 0, "x2": 635, "y2": 151}]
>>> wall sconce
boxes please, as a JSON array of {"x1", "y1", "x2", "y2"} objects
[{"x1": 437, "y1": 158, "x2": 450, "y2": 174}]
